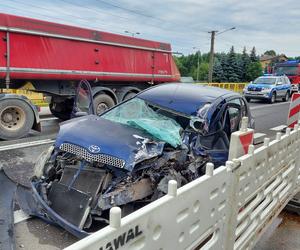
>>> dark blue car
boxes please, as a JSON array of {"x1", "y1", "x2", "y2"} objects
[{"x1": 27, "y1": 82, "x2": 253, "y2": 238}]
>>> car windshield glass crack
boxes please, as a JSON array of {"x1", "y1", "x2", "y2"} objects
[{"x1": 102, "y1": 98, "x2": 182, "y2": 147}]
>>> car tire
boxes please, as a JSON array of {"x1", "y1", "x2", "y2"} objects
[
  {"x1": 0, "y1": 99, "x2": 34, "y2": 140},
  {"x1": 282, "y1": 92, "x2": 290, "y2": 102},
  {"x1": 93, "y1": 93, "x2": 115, "y2": 115},
  {"x1": 246, "y1": 97, "x2": 251, "y2": 103},
  {"x1": 269, "y1": 92, "x2": 276, "y2": 104}
]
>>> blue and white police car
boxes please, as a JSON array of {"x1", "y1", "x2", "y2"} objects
[{"x1": 243, "y1": 75, "x2": 291, "y2": 103}]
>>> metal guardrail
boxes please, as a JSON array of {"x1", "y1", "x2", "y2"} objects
[
  {"x1": 65, "y1": 118, "x2": 300, "y2": 250},
  {"x1": 197, "y1": 83, "x2": 247, "y2": 93}
]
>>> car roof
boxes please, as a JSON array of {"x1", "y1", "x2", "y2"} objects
[
  {"x1": 138, "y1": 83, "x2": 239, "y2": 116},
  {"x1": 258, "y1": 75, "x2": 283, "y2": 79}
]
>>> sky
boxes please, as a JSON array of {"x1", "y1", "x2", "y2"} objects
[{"x1": 0, "y1": 0, "x2": 299, "y2": 57}]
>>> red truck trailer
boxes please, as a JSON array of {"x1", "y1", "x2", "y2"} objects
[{"x1": 0, "y1": 13, "x2": 180, "y2": 140}]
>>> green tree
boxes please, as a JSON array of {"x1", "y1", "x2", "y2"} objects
[
  {"x1": 220, "y1": 53, "x2": 230, "y2": 82},
  {"x1": 263, "y1": 50, "x2": 276, "y2": 57},
  {"x1": 226, "y1": 46, "x2": 240, "y2": 82},
  {"x1": 194, "y1": 62, "x2": 209, "y2": 81},
  {"x1": 174, "y1": 56, "x2": 189, "y2": 76},
  {"x1": 246, "y1": 62, "x2": 263, "y2": 81},
  {"x1": 212, "y1": 58, "x2": 224, "y2": 82},
  {"x1": 240, "y1": 47, "x2": 251, "y2": 82},
  {"x1": 250, "y1": 47, "x2": 259, "y2": 62}
]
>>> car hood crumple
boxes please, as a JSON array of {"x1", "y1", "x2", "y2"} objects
[{"x1": 55, "y1": 115, "x2": 165, "y2": 171}]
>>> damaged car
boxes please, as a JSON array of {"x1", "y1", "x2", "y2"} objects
[{"x1": 26, "y1": 81, "x2": 254, "y2": 238}]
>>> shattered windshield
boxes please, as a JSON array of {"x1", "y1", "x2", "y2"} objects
[{"x1": 102, "y1": 97, "x2": 183, "y2": 147}]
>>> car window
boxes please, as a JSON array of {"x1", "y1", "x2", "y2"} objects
[
  {"x1": 284, "y1": 77, "x2": 290, "y2": 84},
  {"x1": 226, "y1": 98, "x2": 242, "y2": 133}
]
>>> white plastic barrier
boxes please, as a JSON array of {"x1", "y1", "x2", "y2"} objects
[{"x1": 65, "y1": 120, "x2": 300, "y2": 250}]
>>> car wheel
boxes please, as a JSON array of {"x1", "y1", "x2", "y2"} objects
[
  {"x1": 246, "y1": 97, "x2": 251, "y2": 103},
  {"x1": 282, "y1": 92, "x2": 290, "y2": 102},
  {"x1": 269, "y1": 92, "x2": 276, "y2": 104}
]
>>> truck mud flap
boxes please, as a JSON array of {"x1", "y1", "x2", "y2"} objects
[{"x1": 0, "y1": 170, "x2": 17, "y2": 250}]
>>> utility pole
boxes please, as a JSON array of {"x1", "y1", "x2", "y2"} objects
[
  {"x1": 193, "y1": 47, "x2": 200, "y2": 82},
  {"x1": 208, "y1": 31, "x2": 217, "y2": 83},
  {"x1": 207, "y1": 27, "x2": 236, "y2": 83}
]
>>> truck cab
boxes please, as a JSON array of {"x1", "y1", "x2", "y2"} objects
[{"x1": 274, "y1": 61, "x2": 300, "y2": 93}]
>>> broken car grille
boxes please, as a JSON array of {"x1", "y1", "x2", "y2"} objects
[{"x1": 59, "y1": 143, "x2": 125, "y2": 168}]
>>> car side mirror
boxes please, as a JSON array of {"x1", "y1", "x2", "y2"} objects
[{"x1": 190, "y1": 117, "x2": 205, "y2": 132}]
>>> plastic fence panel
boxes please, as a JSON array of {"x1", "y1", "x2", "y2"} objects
[
  {"x1": 65, "y1": 166, "x2": 231, "y2": 250},
  {"x1": 65, "y1": 121, "x2": 300, "y2": 250},
  {"x1": 226, "y1": 127, "x2": 300, "y2": 250}
]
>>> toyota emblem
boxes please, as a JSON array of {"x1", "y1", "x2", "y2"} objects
[{"x1": 88, "y1": 145, "x2": 100, "y2": 153}]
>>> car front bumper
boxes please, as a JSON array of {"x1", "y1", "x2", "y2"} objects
[
  {"x1": 30, "y1": 180, "x2": 89, "y2": 239},
  {"x1": 244, "y1": 92, "x2": 271, "y2": 100}
]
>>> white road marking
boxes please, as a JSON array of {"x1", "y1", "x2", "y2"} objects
[
  {"x1": 14, "y1": 209, "x2": 31, "y2": 224},
  {"x1": 250, "y1": 101, "x2": 290, "y2": 111},
  {"x1": 0, "y1": 139, "x2": 55, "y2": 151},
  {"x1": 270, "y1": 125, "x2": 287, "y2": 131}
]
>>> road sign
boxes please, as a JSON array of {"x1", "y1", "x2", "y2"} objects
[{"x1": 287, "y1": 93, "x2": 300, "y2": 128}]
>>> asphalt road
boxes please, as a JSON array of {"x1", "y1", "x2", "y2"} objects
[
  {"x1": 249, "y1": 99, "x2": 290, "y2": 137},
  {"x1": 0, "y1": 100, "x2": 298, "y2": 250}
]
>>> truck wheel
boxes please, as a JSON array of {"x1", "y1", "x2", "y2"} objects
[
  {"x1": 269, "y1": 92, "x2": 276, "y2": 104},
  {"x1": 123, "y1": 92, "x2": 137, "y2": 101},
  {"x1": 0, "y1": 99, "x2": 34, "y2": 140},
  {"x1": 282, "y1": 92, "x2": 290, "y2": 102},
  {"x1": 93, "y1": 94, "x2": 115, "y2": 115}
]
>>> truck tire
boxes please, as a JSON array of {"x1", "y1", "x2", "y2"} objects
[
  {"x1": 93, "y1": 94, "x2": 115, "y2": 115},
  {"x1": 123, "y1": 92, "x2": 137, "y2": 101},
  {"x1": 0, "y1": 99, "x2": 34, "y2": 140}
]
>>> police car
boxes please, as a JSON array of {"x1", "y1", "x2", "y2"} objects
[{"x1": 243, "y1": 75, "x2": 291, "y2": 103}]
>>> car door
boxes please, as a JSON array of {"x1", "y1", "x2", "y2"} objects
[
  {"x1": 204, "y1": 98, "x2": 242, "y2": 166},
  {"x1": 72, "y1": 80, "x2": 95, "y2": 117},
  {"x1": 276, "y1": 77, "x2": 285, "y2": 97}
]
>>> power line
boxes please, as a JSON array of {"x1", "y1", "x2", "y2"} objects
[
  {"x1": 9, "y1": 0, "x2": 105, "y2": 25},
  {"x1": 1, "y1": 1, "x2": 212, "y2": 50},
  {"x1": 96, "y1": 0, "x2": 164, "y2": 22}
]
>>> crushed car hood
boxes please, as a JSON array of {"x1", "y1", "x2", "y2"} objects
[{"x1": 55, "y1": 115, "x2": 165, "y2": 171}]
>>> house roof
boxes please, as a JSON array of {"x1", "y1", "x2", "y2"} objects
[{"x1": 260, "y1": 54, "x2": 288, "y2": 62}]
